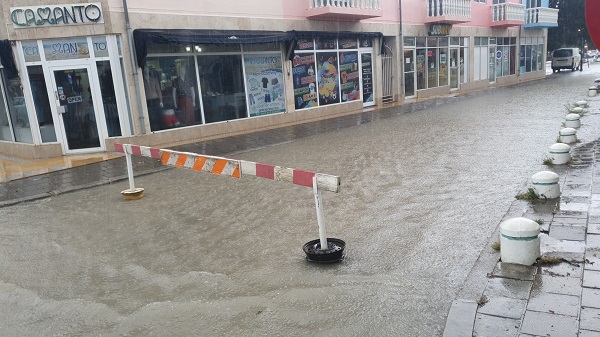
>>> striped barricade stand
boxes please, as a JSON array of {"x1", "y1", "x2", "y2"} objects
[{"x1": 114, "y1": 143, "x2": 343, "y2": 262}]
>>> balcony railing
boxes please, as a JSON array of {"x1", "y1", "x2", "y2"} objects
[
  {"x1": 308, "y1": 0, "x2": 381, "y2": 10},
  {"x1": 306, "y1": 0, "x2": 383, "y2": 20},
  {"x1": 425, "y1": 0, "x2": 471, "y2": 24},
  {"x1": 523, "y1": 7, "x2": 559, "y2": 28},
  {"x1": 491, "y1": 3, "x2": 525, "y2": 27}
]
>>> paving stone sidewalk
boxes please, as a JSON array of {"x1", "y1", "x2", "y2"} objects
[{"x1": 444, "y1": 106, "x2": 600, "y2": 336}]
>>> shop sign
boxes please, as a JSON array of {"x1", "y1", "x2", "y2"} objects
[
  {"x1": 43, "y1": 37, "x2": 90, "y2": 61},
  {"x1": 10, "y1": 3, "x2": 103, "y2": 28},
  {"x1": 428, "y1": 24, "x2": 451, "y2": 37}
]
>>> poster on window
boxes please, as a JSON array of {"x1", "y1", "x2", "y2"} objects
[
  {"x1": 244, "y1": 54, "x2": 286, "y2": 117},
  {"x1": 339, "y1": 51, "x2": 360, "y2": 102},
  {"x1": 317, "y1": 52, "x2": 340, "y2": 106},
  {"x1": 292, "y1": 53, "x2": 318, "y2": 110},
  {"x1": 361, "y1": 53, "x2": 373, "y2": 103}
]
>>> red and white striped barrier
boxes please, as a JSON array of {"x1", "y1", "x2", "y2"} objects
[
  {"x1": 114, "y1": 143, "x2": 340, "y2": 192},
  {"x1": 115, "y1": 143, "x2": 341, "y2": 257}
]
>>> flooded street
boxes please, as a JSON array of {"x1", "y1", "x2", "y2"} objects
[{"x1": 2, "y1": 65, "x2": 600, "y2": 336}]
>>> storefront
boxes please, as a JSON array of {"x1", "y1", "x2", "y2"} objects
[
  {"x1": 0, "y1": 2, "x2": 132, "y2": 157},
  {"x1": 133, "y1": 29, "x2": 379, "y2": 133}
]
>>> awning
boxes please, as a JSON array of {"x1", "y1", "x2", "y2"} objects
[
  {"x1": 133, "y1": 29, "x2": 295, "y2": 67},
  {"x1": 0, "y1": 40, "x2": 17, "y2": 78},
  {"x1": 133, "y1": 29, "x2": 383, "y2": 67}
]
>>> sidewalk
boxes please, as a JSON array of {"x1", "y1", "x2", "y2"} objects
[
  {"x1": 444, "y1": 102, "x2": 600, "y2": 336},
  {"x1": 0, "y1": 91, "x2": 480, "y2": 208}
]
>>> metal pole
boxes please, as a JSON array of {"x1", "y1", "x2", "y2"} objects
[
  {"x1": 125, "y1": 151, "x2": 135, "y2": 191},
  {"x1": 312, "y1": 176, "x2": 329, "y2": 250},
  {"x1": 122, "y1": 0, "x2": 147, "y2": 134}
]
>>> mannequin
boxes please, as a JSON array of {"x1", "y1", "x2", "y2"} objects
[
  {"x1": 143, "y1": 66, "x2": 163, "y2": 130},
  {"x1": 172, "y1": 65, "x2": 196, "y2": 126}
]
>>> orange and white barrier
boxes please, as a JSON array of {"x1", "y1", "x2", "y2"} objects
[
  {"x1": 115, "y1": 143, "x2": 341, "y2": 253},
  {"x1": 114, "y1": 143, "x2": 340, "y2": 192}
]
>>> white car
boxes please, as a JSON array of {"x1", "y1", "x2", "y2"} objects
[{"x1": 551, "y1": 48, "x2": 582, "y2": 72}]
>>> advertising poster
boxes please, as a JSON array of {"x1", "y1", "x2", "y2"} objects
[
  {"x1": 339, "y1": 51, "x2": 360, "y2": 102},
  {"x1": 244, "y1": 54, "x2": 286, "y2": 117},
  {"x1": 316, "y1": 52, "x2": 340, "y2": 106},
  {"x1": 361, "y1": 53, "x2": 373, "y2": 103},
  {"x1": 292, "y1": 53, "x2": 317, "y2": 110}
]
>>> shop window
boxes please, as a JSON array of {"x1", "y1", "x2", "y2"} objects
[
  {"x1": 339, "y1": 51, "x2": 360, "y2": 102},
  {"x1": 243, "y1": 53, "x2": 285, "y2": 117},
  {"x1": 315, "y1": 38, "x2": 337, "y2": 50},
  {"x1": 2, "y1": 69, "x2": 32, "y2": 143},
  {"x1": 243, "y1": 43, "x2": 281, "y2": 52},
  {"x1": 22, "y1": 41, "x2": 40, "y2": 63},
  {"x1": 360, "y1": 38, "x2": 372, "y2": 48},
  {"x1": 43, "y1": 37, "x2": 89, "y2": 61},
  {"x1": 197, "y1": 55, "x2": 246, "y2": 123},
  {"x1": 97, "y1": 61, "x2": 121, "y2": 137},
  {"x1": 292, "y1": 52, "x2": 318, "y2": 110},
  {"x1": 427, "y1": 48, "x2": 438, "y2": 88},
  {"x1": 92, "y1": 36, "x2": 109, "y2": 58},
  {"x1": 295, "y1": 38, "x2": 315, "y2": 51},
  {"x1": 416, "y1": 49, "x2": 426, "y2": 90},
  {"x1": 339, "y1": 39, "x2": 358, "y2": 50},
  {"x1": 144, "y1": 56, "x2": 198, "y2": 130},
  {"x1": 316, "y1": 52, "x2": 340, "y2": 105},
  {"x1": 404, "y1": 37, "x2": 416, "y2": 47},
  {"x1": 27, "y1": 66, "x2": 56, "y2": 142},
  {"x1": 0, "y1": 68, "x2": 13, "y2": 141}
]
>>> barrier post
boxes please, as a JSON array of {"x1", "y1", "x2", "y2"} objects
[
  {"x1": 126, "y1": 151, "x2": 135, "y2": 191},
  {"x1": 313, "y1": 175, "x2": 328, "y2": 250},
  {"x1": 120, "y1": 144, "x2": 145, "y2": 200}
]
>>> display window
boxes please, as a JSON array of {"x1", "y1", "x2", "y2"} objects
[
  {"x1": 293, "y1": 37, "x2": 373, "y2": 110},
  {"x1": 144, "y1": 42, "x2": 285, "y2": 131}
]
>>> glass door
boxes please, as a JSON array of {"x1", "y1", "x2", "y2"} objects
[
  {"x1": 488, "y1": 46, "x2": 496, "y2": 83},
  {"x1": 50, "y1": 65, "x2": 103, "y2": 152},
  {"x1": 403, "y1": 49, "x2": 416, "y2": 97},
  {"x1": 450, "y1": 48, "x2": 459, "y2": 89},
  {"x1": 360, "y1": 51, "x2": 375, "y2": 107}
]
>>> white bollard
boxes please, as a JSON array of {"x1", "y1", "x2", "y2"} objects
[
  {"x1": 500, "y1": 217, "x2": 540, "y2": 266},
  {"x1": 565, "y1": 113, "x2": 581, "y2": 128},
  {"x1": 531, "y1": 171, "x2": 560, "y2": 199},
  {"x1": 559, "y1": 127, "x2": 577, "y2": 143},
  {"x1": 547, "y1": 143, "x2": 571, "y2": 165},
  {"x1": 571, "y1": 106, "x2": 584, "y2": 115},
  {"x1": 589, "y1": 86, "x2": 598, "y2": 97}
]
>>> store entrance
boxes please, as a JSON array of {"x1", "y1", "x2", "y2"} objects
[{"x1": 49, "y1": 65, "x2": 104, "y2": 153}]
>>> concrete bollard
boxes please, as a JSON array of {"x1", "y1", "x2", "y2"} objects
[
  {"x1": 559, "y1": 127, "x2": 577, "y2": 143},
  {"x1": 589, "y1": 86, "x2": 598, "y2": 97},
  {"x1": 500, "y1": 217, "x2": 540, "y2": 265},
  {"x1": 575, "y1": 100, "x2": 588, "y2": 108},
  {"x1": 571, "y1": 106, "x2": 584, "y2": 115},
  {"x1": 531, "y1": 171, "x2": 560, "y2": 199},
  {"x1": 547, "y1": 143, "x2": 571, "y2": 165},
  {"x1": 565, "y1": 113, "x2": 581, "y2": 128}
]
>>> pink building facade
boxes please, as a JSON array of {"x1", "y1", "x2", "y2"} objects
[{"x1": 0, "y1": 0, "x2": 557, "y2": 158}]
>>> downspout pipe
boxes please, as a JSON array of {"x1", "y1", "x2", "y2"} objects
[
  {"x1": 122, "y1": 0, "x2": 146, "y2": 135},
  {"x1": 398, "y1": 0, "x2": 404, "y2": 98}
]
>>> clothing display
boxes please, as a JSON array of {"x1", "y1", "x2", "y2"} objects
[{"x1": 173, "y1": 75, "x2": 195, "y2": 126}]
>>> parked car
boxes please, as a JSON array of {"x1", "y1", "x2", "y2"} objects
[{"x1": 551, "y1": 48, "x2": 581, "y2": 72}]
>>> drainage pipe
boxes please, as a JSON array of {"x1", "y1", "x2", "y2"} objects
[{"x1": 122, "y1": 0, "x2": 147, "y2": 134}]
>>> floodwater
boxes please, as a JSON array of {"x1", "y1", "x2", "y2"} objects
[{"x1": 1, "y1": 65, "x2": 599, "y2": 336}]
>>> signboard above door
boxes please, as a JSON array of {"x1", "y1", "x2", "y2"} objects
[{"x1": 10, "y1": 3, "x2": 104, "y2": 29}]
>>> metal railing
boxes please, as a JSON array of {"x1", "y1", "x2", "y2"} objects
[
  {"x1": 492, "y1": 3, "x2": 525, "y2": 22},
  {"x1": 308, "y1": 0, "x2": 381, "y2": 10},
  {"x1": 524, "y1": 7, "x2": 558, "y2": 25},
  {"x1": 427, "y1": 0, "x2": 471, "y2": 19}
]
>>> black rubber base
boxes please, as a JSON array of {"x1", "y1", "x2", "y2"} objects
[{"x1": 303, "y1": 238, "x2": 345, "y2": 263}]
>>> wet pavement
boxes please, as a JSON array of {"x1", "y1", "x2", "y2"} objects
[{"x1": 1, "y1": 64, "x2": 600, "y2": 336}]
